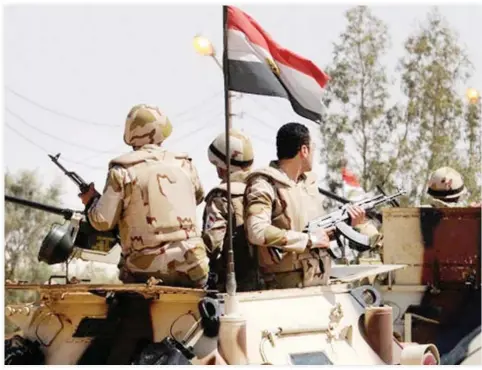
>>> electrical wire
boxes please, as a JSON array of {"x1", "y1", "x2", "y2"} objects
[
  {"x1": 5, "y1": 87, "x2": 119, "y2": 128},
  {"x1": 78, "y1": 144, "x2": 127, "y2": 163},
  {"x1": 245, "y1": 94, "x2": 282, "y2": 123},
  {"x1": 5, "y1": 86, "x2": 223, "y2": 127},
  {"x1": 6, "y1": 108, "x2": 120, "y2": 154},
  {"x1": 170, "y1": 90, "x2": 224, "y2": 119},
  {"x1": 76, "y1": 108, "x2": 223, "y2": 163},
  {"x1": 164, "y1": 109, "x2": 223, "y2": 146},
  {"x1": 243, "y1": 111, "x2": 279, "y2": 131},
  {"x1": 5, "y1": 122, "x2": 106, "y2": 171}
]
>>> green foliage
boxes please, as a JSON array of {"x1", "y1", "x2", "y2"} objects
[
  {"x1": 4, "y1": 170, "x2": 64, "y2": 283},
  {"x1": 462, "y1": 100, "x2": 481, "y2": 202},
  {"x1": 321, "y1": 6, "x2": 480, "y2": 205},
  {"x1": 321, "y1": 6, "x2": 395, "y2": 202},
  {"x1": 4, "y1": 170, "x2": 120, "y2": 335},
  {"x1": 398, "y1": 7, "x2": 474, "y2": 204},
  {"x1": 4, "y1": 169, "x2": 64, "y2": 333}
]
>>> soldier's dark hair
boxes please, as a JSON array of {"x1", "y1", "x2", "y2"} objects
[{"x1": 276, "y1": 122, "x2": 311, "y2": 160}]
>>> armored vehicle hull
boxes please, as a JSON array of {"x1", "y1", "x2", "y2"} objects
[
  {"x1": 375, "y1": 207, "x2": 481, "y2": 364},
  {"x1": 5, "y1": 264, "x2": 440, "y2": 365}
]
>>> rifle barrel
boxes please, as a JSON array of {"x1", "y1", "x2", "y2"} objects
[
  {"x1": 318, "y1": 188, "x2": 350, "y2": 204},
  {"x1": 5, "y1": 195, "x2": 78, "y2": 219}
]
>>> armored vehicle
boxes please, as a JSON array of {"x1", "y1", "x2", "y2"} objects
[
  {"x1": 4, "y1": 195, "x2": 442, "y2": 365},
  {"x1": 374, "y1": 207, "x2": 481, "y2": 365}
]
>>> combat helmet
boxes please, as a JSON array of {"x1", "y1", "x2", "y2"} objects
[
  {"x1": 427, "y1": 167, "x2": 466, "y2": 201},
  {"x1": 208, "y1": 128, "x2": 254, "y2": 172},
  {"x1": 124, "y1": 104, "x2": 172, "y2": 148}
]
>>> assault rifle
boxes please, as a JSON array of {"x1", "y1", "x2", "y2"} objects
[
  {"x1": 306, "y1": 189, "x2": 406, "y2": 258},
  {"x1": 317, "y1": 186, "x2": 399, "y2": 223}
]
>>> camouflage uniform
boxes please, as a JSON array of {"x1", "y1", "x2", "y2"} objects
[
  {"x1": 86, "y1": 104, "x2": 209, "y2": 288},
  {"x1": 244, "y1": 161, "x2": 382, "y2": 289},
  {"x1": 202, "y1": 129, "x2": 255, "y2": 291},
  {"x1": 243, "y1": 161, "x2": 330, "y2": 289}
]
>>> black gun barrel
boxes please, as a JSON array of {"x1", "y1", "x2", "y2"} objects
[
  {"x1": 48, "y1": 153, "x2": 88, "y2": 190},
  {"x1": 376, "y1": 185, "x2": 400, "y2": 207},
  {"x1": 318, "y1": 187, "x2": 350, "y2": 204},
  {"x1": 5, "y1": 194, "x2": 80, "y2": 220}
]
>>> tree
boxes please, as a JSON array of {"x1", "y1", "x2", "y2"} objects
[
  {"x1": 320, "y1": 6, "x2": 397, "y2": 202},
  {"x1": 398, "y1": 7, "x2": 473, "y2": 204},
  {"x1": 4, "y1": 170, "x2": 64, "y2": 283},
  {"x1": 4, "y1": 170, "x2": 64, "y2": 333},
  {"x1": 461, "y1": 99, "x2": 481, "y2": 202}
]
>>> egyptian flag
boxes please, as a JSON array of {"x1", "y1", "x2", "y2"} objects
[
  {"x1": 342, "y1": 167, "x2": 366, "y2": 201},
  {"x1": 225, "y1": 6, "x2": 330, "y2": 123}
]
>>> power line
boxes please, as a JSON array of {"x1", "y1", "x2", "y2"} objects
[
  {"x1": 6, "y1": 107, "x2": 120, "y2": 154},
  {"x1": 77, "y1": 108, "x2": 224, "y2": 163},
  {"x1": 171, "y1": 90, "x2": 224, "y2": 119},
  {"x1": 79, "y1": 144, "x2": 127, "y2": 162},
  {"x1": 242, "y1": 111, "x2": 279, "y2": 131},
  {"x1": 6, "y1": 106, "x2": 223, "y2": 171},
  {"x1": 5, "y1": 87, "x2": 120, "y2": 128},
  {"x1": 5, "y1": 86, "x2": 224, "y2": 128},
  {"x1": 164, "y1": 110, "x2": 223, "y2": 146},
  {"x1": 5, "y1": 122, "x2": 50, "y2": 154},
  {"x1": 245, "y1": 94, "x2": 282, "y2": 123},
  {"x1": 5, "y1": 122, "x2": 106, "y2": 170}
]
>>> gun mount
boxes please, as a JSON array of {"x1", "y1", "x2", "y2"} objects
[{"x1": 5, "y1": 194, "x2": 119, "y2": 266}]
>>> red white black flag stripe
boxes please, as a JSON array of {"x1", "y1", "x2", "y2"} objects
[{"x1": 225, "y1": 6, "x2": 330, "y2": 123}]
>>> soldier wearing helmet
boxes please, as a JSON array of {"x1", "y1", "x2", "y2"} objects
[
  {"x1": 202, "y1": 128, "x2": 256, "y2": 291},
  {"x1": 79, "y1": 104, "x2": 209, "y2": 288},
  {"x1": 426, "y1": 167, "x2": 467, "y2": 208}
]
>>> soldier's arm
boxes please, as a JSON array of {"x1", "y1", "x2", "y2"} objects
[
  {"x1": 202, "y1": 193, "x2": 228, "y2": 258},
  {"x1": 244, "y1": 177, "x2": 309, "y2": 253},
  {"x1": 354, "y1": 220, "x2": 382, "y2": 248},
  {"x1": 87, "y1": 165, "x2": 128, "y2": 231}
]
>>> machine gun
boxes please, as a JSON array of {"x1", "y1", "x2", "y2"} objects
[
  {"x1": 5, "y1": 195, "x2": 119, "y2": 265},
  {"x1": 305, "y1": 189, "x2": 406, "y2": 259},
  {"x1": 49, "y1": 153, "x2": 97, "y2": 196}
]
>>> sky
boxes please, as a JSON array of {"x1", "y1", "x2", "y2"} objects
[{"x1": 3, "y1": 1, "x2": 482, "y2": 229}]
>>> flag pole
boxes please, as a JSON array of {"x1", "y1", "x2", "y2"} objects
[{"x1": 222, "y1": 5, "x2": 237, "y2": 302}]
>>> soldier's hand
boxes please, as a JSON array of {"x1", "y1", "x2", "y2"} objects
[
  {"x1": 470, "y1": 201, "x2": 481, "y2": 208},
  {"x1": 347, "y1": 205, "x2": 366, "y2": 226},
  {"x1": 79, "y1": 183, "x2": 97, "y2": 206},
  {"x1": 308, "y1": 227, "x2": 334, "y2": 249}
]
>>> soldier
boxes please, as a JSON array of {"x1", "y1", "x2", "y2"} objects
[
  {"x1": 425, "y1": 167, "x2": 468, "y2": 207},
  {"x1": 202, "y1": 129, "x2": 255, "y2": 291},
  {"x1": 243, "y1": 122, "x2": 369, "y2": 290},
  {"x1": 79, "y1": 104, "x2": 210, "y2": 288}
]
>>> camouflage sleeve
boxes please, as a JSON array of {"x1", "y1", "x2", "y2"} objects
[
  {"x1": 202, "y1": 193, "x2": 228, "y2": 258},
  {"x1": 244, "y1": 177, "x2": 308, "y2": 254},
  {"x1": 87, "y1": 165, "x2": 128, "y2": 231},
  {"x1": 183, "y1": 159, "x2": 204, "y2": 205},
  {"x1": 354, "y1": 220, "x2": 382, "y2": 248}
]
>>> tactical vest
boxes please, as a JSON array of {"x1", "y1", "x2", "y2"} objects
[
  {"x1": 109, "y1": 147, "x2": 200, "y2": 254},
  {"x1": 203, "y1": 180, "x2": 254, "y2": 289},
  {"x1": 245, "y1": 166, "x2": 329, "y2": 280}
]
